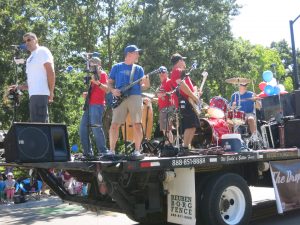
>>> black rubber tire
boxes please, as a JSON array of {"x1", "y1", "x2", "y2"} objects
[{"x1": 199, "y1": 173, "x2": 252, "y2": 225}]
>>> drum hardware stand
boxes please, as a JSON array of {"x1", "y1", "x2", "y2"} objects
[{"x1": 140, "y1": 100, "x2": 158, "y2": 155}]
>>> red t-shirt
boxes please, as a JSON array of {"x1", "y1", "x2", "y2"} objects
[
  {"x1": 157, "y1": 78, "x2": 173, "y2": 110},
  {"x1": 89, "y1": 71, "x2": 108, "y2": 105},
  {"x1": 170, "y1": 68, "x2": 194, "y2": 107}
]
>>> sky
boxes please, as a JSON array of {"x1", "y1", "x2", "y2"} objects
[{"x1": 231, "y1": 0, "x2": 300, "y2": 47}]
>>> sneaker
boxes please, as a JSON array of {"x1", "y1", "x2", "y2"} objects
[
  {"x1": 102, "y1": 150, "x2": 115, "y2": 156},
  {"x1": 128, "y1": 150, "x2": 145, "y2": 161}
]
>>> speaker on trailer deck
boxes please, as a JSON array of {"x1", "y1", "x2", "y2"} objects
[
  {"x1": 284, "y1": 119, "x2": 300, "y2": 148},
  {"x1": 4, "y1": 122, "x2": 70, "y2": 163},
  {"x1": 294, "y1": 90, "x2": 300, "y2": 118},
  {"x1": 260, "y1": 94, "x2": 294, "y2": 121}
]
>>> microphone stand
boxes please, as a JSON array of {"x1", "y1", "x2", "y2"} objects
[
  {"x1": 11, "y1": 50, "x2": 24, "y2": 123},
  {"x1": 82, "y1": 56, "x2": 93, "y2": 157}
]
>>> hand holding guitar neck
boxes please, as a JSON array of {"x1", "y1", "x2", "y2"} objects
[{"x1": 188, "y1": 70, "x2": 209, "y2": 116}]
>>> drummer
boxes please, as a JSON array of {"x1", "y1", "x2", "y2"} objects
[
  {"x1": 230, "y1": 83, "x2": 260, "y2": 135},
  {"x1": 156, "y1": 66, "x2": 174, "y2": 144}
]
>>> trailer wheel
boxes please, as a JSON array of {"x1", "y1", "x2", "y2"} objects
[{"x1": 200, "y1": 173, "x2": 252, "y2": 225}]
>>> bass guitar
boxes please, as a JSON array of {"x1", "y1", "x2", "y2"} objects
[
  {"x1": 111, "y1": 68, "x2": 160, "y2": 109},
  {"x1": 188, "y1": 70, "x2": 208, "y2": 116}
]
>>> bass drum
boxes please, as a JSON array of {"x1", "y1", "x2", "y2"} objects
[{"x1": 192, "y1": 118, "x2": 230, "y2": 148}]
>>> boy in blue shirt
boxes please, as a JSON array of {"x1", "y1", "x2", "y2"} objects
[{"x1": 0, "y1": 176, "x2": 5, "y2": 203}]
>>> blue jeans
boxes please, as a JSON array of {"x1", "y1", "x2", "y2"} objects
[{"x1": 79, "y1": 104, "x2": 107, "y2": 155}]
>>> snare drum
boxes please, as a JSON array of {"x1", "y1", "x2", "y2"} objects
[
  {"x1": 207, "y1": 96, "x2": 228, "y2": 119},
  {"x1": 191, "y1": 118, "x2": 230, "y2": 148},
  {"x1": 227, "y1": 110, "x2": 245, "y2": 125}
]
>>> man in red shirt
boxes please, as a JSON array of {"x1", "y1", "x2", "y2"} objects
[
  {"x1": 170, "y1": 53, "x2": 200, "y2": 150},
  {"x1": 79, "y1": 57, "x2": 110, "y2": 158},
  {"x1": 157, "y1": 66, "x2": 174, "y2": 144}
]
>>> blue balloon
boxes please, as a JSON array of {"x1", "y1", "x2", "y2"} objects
[
  {"x1": 66, "y1": 65, "x2": 73, "y2": 72},
  {"x1": 71, "y1": 144, "x2": 79, "y2": 152},
  {"x1": 273, "y1": 86, "x2": 280, "y2": 95},
  {"x1": 264, "y1": 85, "x2": 274, "y2": 96},
  {"x1": 262, "y1": 70, "x2": 273, "y2": 82}
]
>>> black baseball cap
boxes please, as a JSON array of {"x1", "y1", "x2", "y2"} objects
[{"x1": 171, "y1": 53, "x2": 187, "y2": 65}]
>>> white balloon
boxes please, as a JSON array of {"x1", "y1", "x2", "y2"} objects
[
  {"x1": 277, "y1": 84, "x2": 285, "y2": 92},
  {"x1": 268, "y1": 78, "x2": 277, "y2": 87}
]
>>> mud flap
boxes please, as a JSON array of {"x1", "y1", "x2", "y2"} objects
[{"x1": 164, "y1": 168, "x2": 196, "y2": 225}]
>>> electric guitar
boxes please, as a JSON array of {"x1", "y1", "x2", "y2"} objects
[
  {"x1": 188, "y1": 71, "x2": 208, "y2": 116},
  {"x1": 111, "y1": 68, "x2": 160, "y2": 109}
]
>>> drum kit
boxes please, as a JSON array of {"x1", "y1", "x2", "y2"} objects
[
  {"x1": 126, "y1": 77, "x2": 263, "y2": 153},
  {"x1": 192, "y1": 77, "x2": 264, "y2": 149}
]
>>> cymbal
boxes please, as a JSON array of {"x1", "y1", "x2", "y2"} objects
[
  {"x1": 225, "y1": 77, "x2": 251, "y2": 85},
  {"x1": 240, "y1": 96, "x2": 262, "y2": 102},
  {"x1": 142, "y1": 92, "x2": 155, "y2": 98}
]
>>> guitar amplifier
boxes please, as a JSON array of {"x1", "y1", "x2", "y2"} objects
[{"x1": 260, "y1": 122, "x2": 279, "y2": 148}]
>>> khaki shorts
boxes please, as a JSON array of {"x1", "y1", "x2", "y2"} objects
[
  {"x1": 159, "y1": 106, "x2": 174, "y2": 131},
  {"x1": 112, "y1": 95, "x2": 143, "y2": 124}
]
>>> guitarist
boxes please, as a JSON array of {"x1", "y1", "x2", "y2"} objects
[
  {"x1": 79, "y1": 57, "x2": 110, "y2": 158},
  {"x1": 108, "y1": 45, "x2": 150, "y2": 160},
  {"x1": 170, "y1": 53, "x2": 201, "y2": 153},
  {"x1": 156, "y1": 66, "x2": 174, "y2": 144}
]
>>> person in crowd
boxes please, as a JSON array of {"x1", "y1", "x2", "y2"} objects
[
  {"x1": 4, "y1": 172, "x2": 16, "y2": 203},
  {"x1": 0, "y1": 176, "x2": 5, "y2": 203}
]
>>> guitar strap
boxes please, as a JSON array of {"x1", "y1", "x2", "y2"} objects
[{"x1": 129, "y1": 64, "x2": 136, "y2": 84}]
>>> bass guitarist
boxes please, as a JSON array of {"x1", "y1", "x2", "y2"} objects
[
  {"x1": 108, "y1": 45, "x2": 150, "y2": 160},
  {"x1": 170, "y1": 53, "x2": 201, "y2": 153}
]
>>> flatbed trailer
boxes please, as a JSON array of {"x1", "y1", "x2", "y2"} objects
[{"x1": 1, "y1": 147, "x2": 300, "y2": 225}]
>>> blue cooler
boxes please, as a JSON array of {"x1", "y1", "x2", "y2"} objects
[{"x1": 221, "y1": 134, "x2": 242, "y2": 152}]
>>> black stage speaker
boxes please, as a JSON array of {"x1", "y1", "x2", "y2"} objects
[
  {"x1": 294, "y1": 90, "x2": 300, "y2": 118},
  {"x1": 284, "y1": 119, "x2": 300, "y2": 148},
  {"x1": 4, "y1": 123, "x2": 70, "y2": 163},
  {"x1": 260, "y1": 94, "x2": 294, "y2": 121}
]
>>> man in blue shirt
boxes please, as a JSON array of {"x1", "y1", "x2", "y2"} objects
[
  {"x1": 108, "y1": 45, "x2": 150, "y2": 159},
  {"x1": 230, "y1": 83, "x2": 258, "y2": 135}
]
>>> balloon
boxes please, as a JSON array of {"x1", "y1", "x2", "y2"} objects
[
  {"x1": 71, "y1": 144, "x2": 78, "y2": 152},
  {"x1": 258, "y1": 82, "x2": 267, "y2": 91},
  {"x1": 258, "y1": 92, "x2": 268, "y2": 98},
  {"x1": 277, "y1": 84, "x2": 285, "y2": 92},
  {"x1": 273, "y1": 86, "x2": 280, "y2": 95},
  {"x1": 264, "y1": 85, "x2": 274, "y2": 96},
  {"x1": 268, "y1": 77, "x2": 277, "y2": 87},
  {"x1": 262, "y1": 70, "x2": 273, "y2": 82},
  {"x1": 280, "y1": 91, "x2": 288, "y2": 95}
]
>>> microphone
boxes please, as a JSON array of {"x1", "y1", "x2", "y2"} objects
[
  {"x1": 66, "y1": 65, "x2": 73, "y2": 72},
  {"x1": 191, "y1": 60, "x2": 198, "y2": 70},
  {"x1": 11, "y1": 44, "x2": 27, "y2": 50}
]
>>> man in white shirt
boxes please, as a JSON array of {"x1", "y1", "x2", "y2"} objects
[{"x1": 14, "y1": 32, "x2": 55, "y2": 122}]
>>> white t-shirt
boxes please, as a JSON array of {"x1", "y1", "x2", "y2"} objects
[{"x1": 26, "y1": 46, "x2": 54, "y2": 96}]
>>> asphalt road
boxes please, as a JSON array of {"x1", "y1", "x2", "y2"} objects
[{"x1": 1, "y1": 187, "x2": 300, "y2": 225}]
